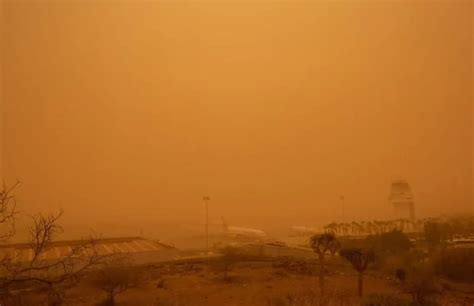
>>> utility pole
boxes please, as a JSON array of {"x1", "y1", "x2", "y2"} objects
[{"x1": 203, "y1": 196, "x2": 210, "y2": 254}]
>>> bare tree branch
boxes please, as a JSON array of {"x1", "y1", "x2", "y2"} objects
[
  {"x1": 0, "y1": 184, "x2": 118, "y2": 303},
  {"x1": 0, "y1": 181, "x2": 20, "y2": 242}
]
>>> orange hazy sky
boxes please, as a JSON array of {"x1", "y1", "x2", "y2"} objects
[{"x1": 1, "y1": 1, "x2": 473, "y2": 234}]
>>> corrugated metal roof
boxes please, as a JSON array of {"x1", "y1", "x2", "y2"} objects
[{"x1": 0, "y1": 237, "x2": 175, "y2": 263}]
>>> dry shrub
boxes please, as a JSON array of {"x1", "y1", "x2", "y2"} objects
[
  {"x1": 213, "y1": 246, "x2": 242, "y2": 282},
  {"x1": 0, "y1": 183, "x2": 113, "y2": 306},
  {"x1": 367, "y1": 231, "x2": 413, "y2": 256},
  {"x1": 433, "y1": 248, "x2": 474, "y2": 283},
  {"x1": 91, "y1": 260, "x2": 141, "y2": 306},
  {"x1": 381, "y1": 249, "x2": 426, "y2": 277},
  {"x1": 266, "y1": 293, "x2": 319, "y2": 306},
  {"x1": 402, "y1": 264, "x2": 440, "y2": 306},
  {"x1": 362, "y1": 293, "x2": 411, "y2": 306},
  {"x1": 273, "y1": 260, "x2": 315, "y2": 276},
  {"x1": 266, "y1": 290, "x2": 355, "y2": 306}
]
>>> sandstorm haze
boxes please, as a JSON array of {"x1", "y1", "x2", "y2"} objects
[{"x1": 0, "y1": 1, "x2": 473, "y2": 238}]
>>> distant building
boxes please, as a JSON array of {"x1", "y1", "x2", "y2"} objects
[
  {"x1": 0, "y1": 237, "x2": 179, "y2": 265},
  {"x1": 389, "y1": 180, "x2": 415, "y2": 220}
]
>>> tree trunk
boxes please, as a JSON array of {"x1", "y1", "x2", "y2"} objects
[
  {"x1": 319, "y1": 254, "x2": 325, "y2": 296},
  {"x1": 358, "y1": 272, "x2": 363, "y2": 297},
  {"x1": 107, "y1": 292, "x2": 115, "y2": 306}
]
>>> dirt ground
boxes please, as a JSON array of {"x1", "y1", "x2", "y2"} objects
[{"x1": 52, "y1": 257, "x2": 474, "y2": 306}]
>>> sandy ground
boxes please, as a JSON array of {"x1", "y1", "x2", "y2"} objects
[{"x1": 51, "y1": 257, "x2": 474, "y2": 306}]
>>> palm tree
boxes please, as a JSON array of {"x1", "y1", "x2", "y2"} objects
[
  {"x1": 407, "y1": 219, "x2": 415, "y2": 232},
  {"x1": 350, "y1": 221, "x2": 356, "y2": 235},
  {"x1": 402, "y1": 218, "x2": 411, "y2": 232},
  {"x1": 367, "y1": 221, "x2": 376, "y2": 235},
  {"x1": 351, "y1": 221, "x2": 361, "y2": 236},
  {"x1": 360, "y1": 221, "x2": 368, "y2": 235},
  {"x1": 415, "y1": 219, "x2": 424, "y2": 232},
  {"x1": 339, "y1": 248, "x2": 375, "y2": 297},
  {"x1": 389, "y1": 220, "x2": 397, "y2": 231},
  {"x1": 342, "y1": 223, "x2": 350, "y2": 236},
  {"x1": 394, "y1": 218, "x2": 402, "y2": 231},
  {"x1": 326, "y1": 222, "x2": 338, "y2": 234},
  {"x1": 310, "y1": 233, "x2": 337, "y2": 296},
  {"x1": 355, "y1": 222, "x2": 363, "y2": 236},
  {"x1": 337, "y1": 223, "x2": 344, "y2": 236}
]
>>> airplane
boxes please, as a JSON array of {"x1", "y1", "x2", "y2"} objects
[
  {"x1": 289, "y1": 225, "x2": 320, "y2": 237},
  {"x1": 221, "y1": 217, "x2": 267, "y2": 239}
]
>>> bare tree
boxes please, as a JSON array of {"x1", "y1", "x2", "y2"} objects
[
  {"x1": 309, "y1": 233, "x2": 336, "y2": 296},
  {"x1": 0, "y1": 181, "x2": 20, "y2": 242},
  {"x1": 0, "y1": 183, "x2": 113, "y2": 305}
]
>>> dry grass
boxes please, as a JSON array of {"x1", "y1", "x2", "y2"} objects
[{"x1": 4, "y1": 258, "x2": 473, "y2": 306}]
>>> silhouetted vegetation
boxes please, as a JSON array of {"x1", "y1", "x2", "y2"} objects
[
  {"x1": 395, "y1": 268, "x2": 406, "y2": 283},
  {"x1": 92, "y1": 262, "x2": 140, "y2": 306},
  {"x1": 217, "y1": 246, "x2": 241, "y2": 282},
  {"x1": 324, "y1": 219, "x2": 421, "y2": 237},
  {"x1": 309, "y1": 233, "x2": 337, "y2": 295},
  {"x1": 423, "y1": 217, "x2": 474, "y2": 250},
  {"x1": 339, "y1": 248, "x2": 375, "y2": 297},
  {"x1": 433, "y1": 248, "x2": 474, "y2": 282},
  {"x1": 366, "y1": 230, "x2": 413, "y2": 255},
  {"x1": 0, "y1": 183, "x2": 113, "y2": 305},
  {"x1": 1, "y1": 183, "x2": 473, "y2": 305},
  {"x1": 327, "y1": 239, "x2": 341, "y2": 256},
  {"x1": 362, "y1": 293, "x2": 411, "y2": 306},
  {"x1": 424, "y1": 222, "x2": 451, "y2": 250},
  {"x1": 394, "y1": 262, "x2": 440, "y2": 306}
]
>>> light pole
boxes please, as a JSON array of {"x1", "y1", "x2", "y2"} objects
[{"x1": 203, "y1": 196, "x2": 210, "y2": 254}]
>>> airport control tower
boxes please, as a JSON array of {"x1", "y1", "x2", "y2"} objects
[{"x1": 389, "y1": 180, "x2": 415, "y2": 220}]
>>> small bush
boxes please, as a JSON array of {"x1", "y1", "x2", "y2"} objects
[
  {"x1": 434, "y1": 248, "x2": 474, "y2": 282},
  {"x1": 395, "y1": 268, "x2": 406, "y2": 282},
  {"x1": 402, "y1": 264, "x2": 440, "y2": 306},
  {"x1": 362, "y1": 293, "x2": 411, "y2": 306},
  {"x1": 424, "y1": 222, "x2": 453, "y2": 250},
  {"x1": 339, "y1": 237, "x2": 372, "y2": 249},
  {"x1": 215, "y1": 246, "x2": 241, "y2": 282},
  {"x1": 273, "y1": 260, "x2": 315, "y2": 275},
  {"x1": 381, "y1": 249, "x2": 426, "y2": 275},
  {"x1": 366, "y1": 230, "x2": 413, "y2": 255},
  {"x1": 266, "y1": 291, "x2": 353, "y2": 306},
  {"x1": 91, "y1": 264, "x2": 140, "y2": 306}
]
